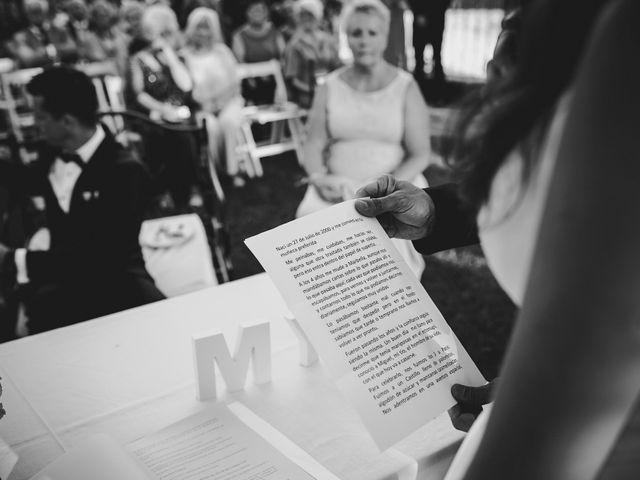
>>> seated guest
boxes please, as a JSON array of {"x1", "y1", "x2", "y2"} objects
[
  {"x1": 231, "y1": 0, "x2": 285, "y2": 63},
  {"x1": 120, "y1": 0, "x2": 149, "y2": 55},
  {"x1": 0, "y1": 67, "x2": 165, "y2": 335},
  {"x1": 82, "y1": 0, "x2": 129, "y2": 75},
  {"x1": 297, "y1": 0, "x2": 430, "y2": 279},
  {"x1": 232, "y1": 0, "x2": 285, "y2": 105},
  {"x1": 183, "y1": 8, "x2": 245, "y2": 187},
  {"x1": 63, "y1": 0, "x2": 90, "y2": 45},
  {"x1": 283, "y1": 0, "x2": 340, "y2": 108},
  {"x1": 130, "y1": 4, "x2": 201, "y2": 209},
  {"x1": 6, "y1": 0, "x2": 78, "y2": 68},
  {"x1": 130, "y1": 4, "x2": 193, "y2": 126}
]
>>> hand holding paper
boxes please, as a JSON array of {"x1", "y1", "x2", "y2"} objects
[
  {"x1": 354, "y1": 176, "x2": 436, "y2": 240},
  {"x1": 245, "y1": 200, "x2": 485, "y2": 449}
]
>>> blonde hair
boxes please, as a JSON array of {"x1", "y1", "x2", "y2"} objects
[
  {"x1": 25, "y1": 0, "x2": 49, "y2": 12},
  {"x1": 141, "y1": 4, "x2": 179, "y2": 41},
  {"x1": 296, "y1": 0, "x2": 324, "y2": 20},
  {"x1": 185, "y1": 7, "x2": 224, "y2": 46},
  {"x1": 341, "y1": 0, "x2": 390, "y2": 33}
]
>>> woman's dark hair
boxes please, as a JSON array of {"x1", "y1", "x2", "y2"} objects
[
  {"x1": 448, "y1": 0, "x2": 613, "y2": 215},
  {"x1": 27, "y1": 66, "x2": 99, "y2": 127}
]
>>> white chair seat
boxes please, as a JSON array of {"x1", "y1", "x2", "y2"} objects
[{"x1": 140, "y1": 214, "x2": 218, "y2": 297}]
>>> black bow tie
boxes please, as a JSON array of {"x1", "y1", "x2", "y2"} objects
[{"x1": 60, "y1": 152, "x2": 84, "y2": 168}]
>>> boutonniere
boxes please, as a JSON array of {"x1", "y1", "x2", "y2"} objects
[
  {"x1": 82, "y1": 190, "x2": 100, "y2": 201},
  {"x1": 30, "y1": 196, "x2": 46, "y2": 211}
]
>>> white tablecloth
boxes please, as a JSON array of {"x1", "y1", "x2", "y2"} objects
[{"x1": 0, "y1": 273, "x2": 463, "y2": 480}]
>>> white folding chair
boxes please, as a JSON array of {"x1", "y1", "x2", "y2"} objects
[
  {"x1": 76, "y1": 61, "x2": 128, "y2": 141},
  {"x1": 0, "y1": 67, "x2": 43, "y2": 164},
  {"x1": 235, "y1": 59, "x2": 307, "y2": 177},
  {"x1": 139, "y1": 214, "x2": 219, "y2": 297}
]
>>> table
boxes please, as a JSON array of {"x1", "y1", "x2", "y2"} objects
[{"x1": 0, "y1": 273, "x2": 464, "y2": 480}]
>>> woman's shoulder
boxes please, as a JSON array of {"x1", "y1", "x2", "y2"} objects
[
  {"x1": 239, "y1": 22, "x2": 278, "y2": 40},
  {"x1": 340, "y1": 64, "x2": 410, "y2": 92},
  {"x1": 391, "y1": 66, "x2": 413, "y2": 86},
  {"x1": 213, "y1": 43, "x2": 236, "y2": 59},
  {"x1": 325, "y1": 66, "x2": 350, "y2": 86}
]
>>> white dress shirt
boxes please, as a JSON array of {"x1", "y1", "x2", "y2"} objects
[{"x1": 15, "y1": 126, "x2": 106, "y2": 284}]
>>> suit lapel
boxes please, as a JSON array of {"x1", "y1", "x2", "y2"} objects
[
  {"x1": 69, "y1": 132, "x2": 117, "y2": 212},
  {"x1": 36, "y1": 145, "x2": 66, "y2": 214}
]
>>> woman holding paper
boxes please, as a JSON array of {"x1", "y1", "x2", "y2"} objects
[
  {"x1": 296, "y1": 0, "x2": 431, "y2": 279},
  {"x1": 356, "y1": 0, "x2": 640, "y2": 477}
]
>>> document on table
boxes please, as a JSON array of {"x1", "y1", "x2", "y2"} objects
[
  {"x1": 31, "y1": 402, "x2": 334, "y2": 480},
  {"x1": 0, "y1": 435, "x2": 18, "y2": 479},
  {"x1": 245, "y1": 200, "x2": 486, "y2": 450}
]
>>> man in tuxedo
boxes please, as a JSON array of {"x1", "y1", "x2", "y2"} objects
[{"x1": 0, "y1": 67, "x2": 165, "y2": 334}]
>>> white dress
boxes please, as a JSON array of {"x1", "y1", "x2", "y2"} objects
[
  {"x1": 446, "y1": 87, "x2": 640, "y2": 477},
  {"x1": 296, "y1": 68, "x2": 428, "y2": 279},
  {"x1": 183, "y1": 45, "x2": 244, "y2": 176},
  {"x1": 443, "y1": 90, "x2": 574, "y2": 480}
]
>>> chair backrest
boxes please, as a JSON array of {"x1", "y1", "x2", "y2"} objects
[
  {"x1": 0, "y1": 67, "x2": 43, "y2": 163},
  {"x1": 0, "y1": 63, "x2": 126, "y2": 162},
  {"x1": 0, "y1": 58, "x2": 14, "y2": 74},
  {"x1": 237, "y1": 59, "x2": 289, "y2": 105},
  {"x1": 76, "y1": 61, "x2": 126, "y2": 133},
  {"x1": 139, "y1": 214, "x2": 218, "y2": 297}
]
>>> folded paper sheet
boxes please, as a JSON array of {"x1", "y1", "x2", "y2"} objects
[
  {"x1": 246, "y1": 200, "x2": 485, "y2": 449},
  {"x1": 31, "y1": 402, "x2": 335, "y2": 480}
]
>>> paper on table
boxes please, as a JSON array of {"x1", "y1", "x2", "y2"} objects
[
  {"x1": 30, "y1": 403, "x2": 337, "y2": 480},
  {"x1": 0, "y1": 435, "x2": 18, "y2": 479},
  {"x1": 128, "y1": 403, "x2": 320, "y2": 480},
  {"x1": 30, "y1": 434, "x2": 151, "y2": 480},
  {"x1": 245, "y1": 200, "x2": 485, "y2": 450},
  {"x1": 228, "y1": 402, "x2": 341, "y2": 480}
]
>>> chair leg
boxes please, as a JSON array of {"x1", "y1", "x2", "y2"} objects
[
  {"x1": 240, "y1": 122, "x2": 264, "y2": 177},
  {"x1": 288, "y1": 118, "x2": 305, "y2": 166},
  {"x1": 270, "y1": 119, "x2": 285, "y2": 144},
  {"x1": 210, "y1": 217, "x2": 232, "y2": 283},
  {"x1": 206, "y1": 154, "x2": 226, "y2": 204},
  {"x1": 234, "y1": 127, "x2": 255, "y2": 178}
]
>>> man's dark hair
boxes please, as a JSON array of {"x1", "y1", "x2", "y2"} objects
[{"x1": 27, "y1": 67, "x2": 99, "y2": 127}]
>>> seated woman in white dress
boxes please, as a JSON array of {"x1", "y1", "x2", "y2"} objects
[
  {"x1": 297, "y1": 0, "x2": 431, "y2": 279},
  {"x1": 182, "y1": 7, "x2": 246, "y2": 187}
]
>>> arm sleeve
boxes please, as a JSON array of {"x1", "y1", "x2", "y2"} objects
[
  {"x1": 411, "y1": 183, "x2": 479, "y2": 255},
  {"x1": 0, "y1": 159, "x2": 47, "y2": 194}
]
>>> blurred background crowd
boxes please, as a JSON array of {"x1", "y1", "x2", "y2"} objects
[{"x1": 0, "y1": 0, "x2": 519, "y2": 380}]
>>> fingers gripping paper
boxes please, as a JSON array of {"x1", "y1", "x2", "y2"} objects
[{"x1": 245, "y1": 200, "x2": 485, "y2": 449}]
